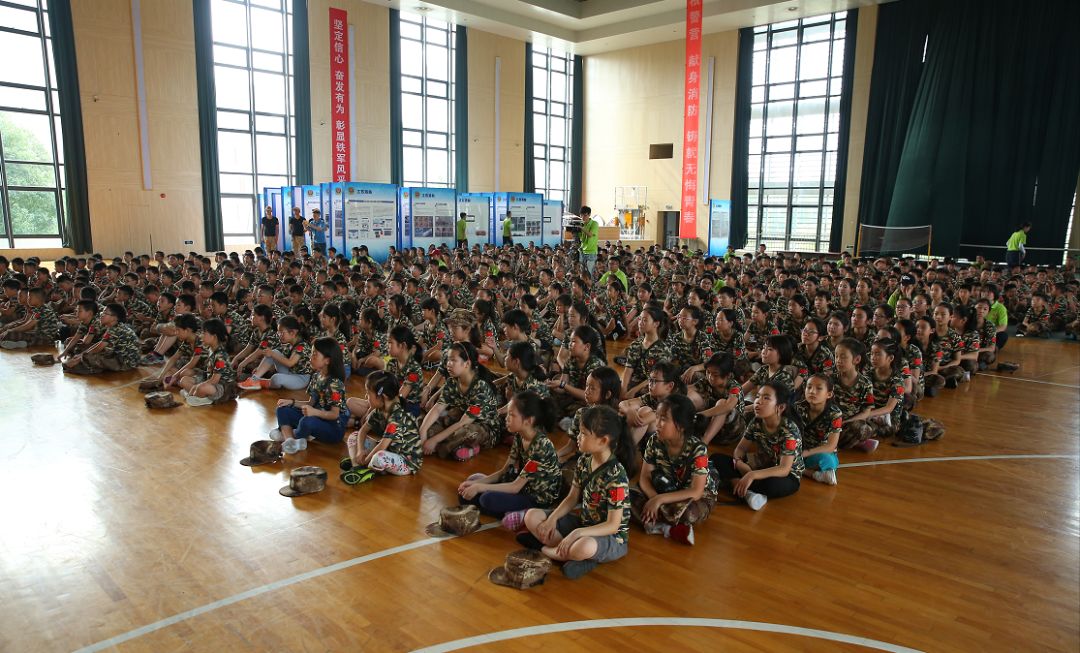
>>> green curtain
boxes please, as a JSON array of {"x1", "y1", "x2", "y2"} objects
[
  {"x1": 728, "y1": 27, "x2": 754, "y2": 250},
  {"x1": 47, "y1": 0, "x2": 92, "y2": 253},
  {"x1": 827, "y1": 10, "x2": 858, "y2": 253},
  {"x1": 568, "y1": 54, "x2": 584, "y2": 213},
  {"x1": 522, "y1": 43, "x2": 535, "y2": 194},
  {"x1": 292, "y1": 0, "x2": 312, "y2": 185},
  {"x1": 874, "y1": 0, "x2": 1080, "y2": 261},
  {"x1": 454, "y1": 25, "x2": 468, "y2": 193},
  {"x1": 389, "y1": 9, "x2": 403, "y2": 186},
  {"x1": 193, "y1": 0, "x2": 223, "y2": 251}
]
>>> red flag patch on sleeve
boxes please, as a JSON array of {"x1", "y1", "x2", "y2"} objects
[
  {"x1": 214, "y1": 360, "x2": 225, "y2": 369},
  {"x1": 824, "y1": 359, "x2": 834, "y2": 367},
  {"x1": 784, "y1": 438, "x2": 798, "y2": 451},
  {"x1": 331, "y1": 391, "x2": 341, "y2": 401},
  {"x1": 373, "y1": 341, "x2": 381, "y2": 348},
  {"x1": 832, "y1": 417, "x2": 843, "y2": 429},
  {"x1": 730, "y1": 387, "x2": 741, "y2": 395},
  {"x1": 260, "y1": 340, "x2": 269, "y2": 348},
  {"x1": 865, "y1": 393, "x2": 876, "y2": 404},
  {"x1": 608, "y1": 487, "x2": 626, "y2": 503},
  {"x1": 523, "y1": 460, "x2": 538, "y2": 473},
  {"x1": 896, "y1": 386, "x2": 905, "y2": 395},
  {"x1": 467, "y1": 404, "x2": 482, "y2": 417},
  {"x1": 194, "y1": 347, "x2": 203, "y2": 355},
  {"x1": 694, "y1": 455, "x2": 708, "y2": 469},
  {"x1": 407, "y1": 372, "x2": 419, "y2": 383},
  {"x1": 385, "y1": 423, "x2": 397, "y2": 434}
]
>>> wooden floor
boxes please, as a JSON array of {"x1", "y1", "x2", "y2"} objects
[{"x1": 1, "y1": 337, "x2": 1078, "y2": 652}]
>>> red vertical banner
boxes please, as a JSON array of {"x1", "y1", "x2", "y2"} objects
[
  {"x1": 329, "y1": 8, "x2": 350, "y2": 182},
  {"x1": 679, "y1": 0, "x2": 703, "y2": 239}
]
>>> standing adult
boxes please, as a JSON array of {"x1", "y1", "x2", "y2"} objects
[
  {"x1": 579, "y1": 205, "x2": 598, "y2": 278},
  {"x1": 456, "y1": 212, "x2": 468, "y2": 249},
  {"x1": 1005, "y1": 222, "x2": 1031, "y2": 268},
  {"x1": 503, "y1": 210, "x2": 514, "y2": 247},
  {"x1": 288, "y1": 207, "x2": 306, "y2": 254},
  {"x1": 307, "y1": 209, "x2": 328, "y2": 255},
  {"x1": 261, "y1": 206, "x2": 279, "y2": 252}
]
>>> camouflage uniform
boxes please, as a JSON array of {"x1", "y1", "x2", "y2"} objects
[
  {"x1": 743, "y1": 416, "x2": 805, "y2": 479},
  {"x1": 248, "y1": 327, "x2": 281, "y2": 352},
  {"x1": 26, "y1": 303, "x2": 61, "y2": 344},
  {"x1": 385, "y1": 355, "x2": 424, "y2": 406},
  {"x1": 200, "y1": 345, "x2": 238, "y2": 403},
  {"x1": 669, "y1": 329, "x2": 711, "y2": 372},
  {"x1": 831, "y1": 372, "x2": 876, "y2": 448},
  {"x1": 432, "y1": 375, "x2": 501, "y2": 457},
  {"x1": 747, "y1": 364, "x2": 796, "y2": 396},
  {"x1": 794, "y1": 400, "x2": 843, "y2": 452},
  {"x1": 499, "y1": 432, "x2": 562, "y2": 508},
  {"x1": 866, "y1": 370, "x2": 906, "y2": 437},
  {"x1": 631, "y1": 433, "x2": 718, "y2": 526},
  {"x1": 572, "y1": 455, "x2": 631, "y2": 545},
  {"x1": 368, "y1": 403, "x2": 424, "y2": 473},
  {"x1": 81, "y1": 322, "x2": 141, "y2": 373},
  {"x1": 623, "y1": 336, "x2": 673, "y2": 389}
]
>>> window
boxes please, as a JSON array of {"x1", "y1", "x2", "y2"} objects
[
  {"x1": 399, "y1": 12, "x2": 454, "y2": 188},
  {"x1": 746, "y1": 12, "x2": 848, "y2": 253},
  {"x1": 0, "y1": 0, "x2": 66, "y2": 248},
  {"x1": 531, "y1": 47, "x2": 574, "y2": 206},
  {"x1": 1065, "y1": 192, "x2": 1076, "y2": 265},
  {"x1": 211, "y1": 0, "x2": 295, "y2": 245}
]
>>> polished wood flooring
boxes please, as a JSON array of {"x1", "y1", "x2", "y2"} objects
[{"x1": 0, "y1": 336, "x2": 1077, "y2": 652}]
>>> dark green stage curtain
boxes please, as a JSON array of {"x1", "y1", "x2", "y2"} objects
[
  {"x1": 828, "y1": 9, "x2": 858, "y2": 254},
  {"x1": 856, "y1": 0, "x2": 936, "y2": 230},
  {"x1": 568, "y1": 55, "x2": 584, "y2": 213},
  {"x1": 47, "y1": 0, "x2": 91, "y2": 253},
  {"x1": 454, "y1": 26, "x2": 468, "y2": 193},
  {"x1": 389, "y1": 9, "x2": 403, "y2": 186},
  {"x1": 728, "y1": 27, "x2": 754, "y2": 250},
  {"x1": 292, "y1": 0, "x2": 312, "y2": 185},
  {"x1": 193, "y1": 0, "x2": 223, "y2": 250},
  {"x1": 874, "y1": 0, "x2": 1080, "y2": 261},
  {"x1": 522, "y1": 43, "x2": 535, "y2": 194}
]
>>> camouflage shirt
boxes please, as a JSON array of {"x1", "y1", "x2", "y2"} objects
[
  {"x1": 831, "y1": 372, "x2": 875, "y2": 419},
  {"x1": 441, "y1": 375, "x2": 501, "y2": 431},
  {"x1": 748, "y1": 364, "x2": 796, "y2": 395},
  {"x1": 306, "y1": 373, "x2": 347, "y2": 413},
  {"x1": 507, "y1": 372, "x2": 551, "y2": 400},
  {"x1": 354, "y1": 329, "x2": 388, "y2": 359},
  {"x1": 642, "y1": 432, "x2": 717, "y2": 496},
  {"x1": 500, "y1": 432, "x2": 561, "y2": 507},
  {"x1": 573, "y1": 455, "x2": 631, "y2": 544},
  {"x1": 796, "y1": 343, "x2": 835, "y2": 377},
  {"x1": 669, "y1": 329, "x2": 711, "y2": 371},
  {"x1": 376, "y1": 402, "x2": 423, "y2": 472},
  {"x1": 101, "y1": 322, "x2": 141, "y2": 368},
  {"x1": 869, "y1": 370, "x2": 905, "y2": 422},
  {"x1": 204, "y1": 345, "x2": 236, "y2": 384},
  {"x1": 289, "y1": 340, "x2": 313, "y2": 375},
  {"x1": 224, "y1": 310, "x2": 250, "y2": 345},
  {"x1": 31, "y1": 304, "x2": 60, "y2": 340},
  {"x1": 414, "y1": 318, "x2": 450, "y2": 351},
  {"x1": 794, "y1": 400, "x2": 842, "y2": 451},
  {"x1": 743, "y1": 416, "x2": 804, "y2": 479},
  {"x1": 385, "y1": 356, "x2": 424, "y2": 405},
  {"x1": 624, "y1": 336, "x2": 673, "y2": 387},
  {"x1": 248, "y1": 326, "x2": 280, "y2": 351},
  {"x1": 564, "y1": 354, "x2": 606, "y2": 391}
]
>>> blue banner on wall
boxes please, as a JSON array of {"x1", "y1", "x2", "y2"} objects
[
  {"x1": 408, "y1": 187, "x2": 457, "y2": 252},
  {"x1": 342, "y1": 182, "x2": 399, "y2": 262},
  {"x1": 493, "y1": 193, "x2": 543, "y2": 247},
  {"x1": 457, "y1": 193, "x2": 493, "y2": 246},
  {"x1": 542, "y1": 199, "x2": 563, "y2": 248},
  {"x1": 708, "y1": 199, "x2": 731, "y2": 257}
]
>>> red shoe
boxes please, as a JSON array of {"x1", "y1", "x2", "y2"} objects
[{"x1": 668, "y1": 523, "x2": 695, "y2": 546}]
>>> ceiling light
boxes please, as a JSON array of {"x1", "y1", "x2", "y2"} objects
[
  {"x1": 415, "y1": 5, "x2": 432, "y2": 12},
  {"x1": 787, "y1": 6, "x2": 798, "y2": 11}
]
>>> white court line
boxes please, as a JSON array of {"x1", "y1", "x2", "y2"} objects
[
  {"x1": 73, "y1": 523, "x2": 500, "y2": 653},
  {"x1": 409, "y1": 617, "x2": 923, "y2": 653},
  {"x1": 840, "y1": 454, "x2": 1075, "y2": 469},
  {"x1": 73, "y1": 454, "x2": 1077, "y2": 652},
  {"x1": 975, "y1": 373, "x2": 1080, "y2": 389}
]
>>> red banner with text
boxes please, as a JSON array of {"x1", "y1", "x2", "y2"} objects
[
  {"x1": 679, "y1": 0, "x2": 702, "y2": 239},
  {"x1": 329, "y1": 8, "x2": 350, "y2": 182}
]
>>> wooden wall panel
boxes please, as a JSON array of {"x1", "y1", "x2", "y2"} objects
[{"x1": 467, "y1": 29, "x2": 525, "y2": 193}]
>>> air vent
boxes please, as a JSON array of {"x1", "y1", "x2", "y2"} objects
[{"x1": 649, "y1": 143, "x2": 674, "y2": 159}]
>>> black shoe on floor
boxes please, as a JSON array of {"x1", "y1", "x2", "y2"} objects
[{"x1": 515, "y1": 532, "x2": 544, "y2": 551}]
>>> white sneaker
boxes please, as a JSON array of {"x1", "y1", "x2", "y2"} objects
[
  {"x1": 745, "y1": 491, "x2": 767, "y2": 511},
  {"x1": 282, "y1": 437, "x2": 308, "y2": 454},
  {"x1": 185, "y1": 394, "x2": 213, "y2": 407},
  {"x1": 963, "y1": 371, "x2": 971, "y2": 382},
  {"x1": 268, "y1": 427, "x2": 283, "y2": 442},
  {"x1": 813, "y1": 469, "x2": 837, "y2": 486},
  {"x1": 558, "y1": 417, "x2": 574, "y2": 432},
  {"x1": 0, "y1": 340, "x2": 27, "y2": 349}
]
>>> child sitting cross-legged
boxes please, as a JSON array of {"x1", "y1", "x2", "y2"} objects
[
  {"x1": 270, "y1": 336, "x2": 349, "y2": 454},
  {"x1": 340, "y1": 371, "x2": 423, "y2": 484}
]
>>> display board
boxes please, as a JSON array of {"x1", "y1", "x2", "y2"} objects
[
  {"x1": 408, "y1": 187, "x2": 457, "y2": 252},
  {"x1": 456, "y1": 193, "x2": 493, "y2": 245},
  {"x1": 708, "y1": 199, "x2": 731, "y2": 257},
  {"x1": 342, "y1": 182, "x2": 399, "y2": 262},
  {"x1": 325, "y1": 183, "x2": 343, "y2": 254},
  {"x1": 399, "y1": 187, "x2": 413, "y2": 251},
  {"x1": 493, "y1": 193, "x2": 543, "y2": 247},
  {"x1": 279, "y1": 186, "x2": 295, "y2": 251},
  {"x1": 320, "y1": 183, "x2": 334, "y2": 252},
  {"x1": 542, "y1": 199, "x2": 564, "y2": 248},
  {"x1": 265, "y1": 188, "x2": 283, "y2": 244}
]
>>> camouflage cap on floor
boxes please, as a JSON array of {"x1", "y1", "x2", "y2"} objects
[
  {"x1": 488, "y1": 549, "x2": 551, "y2": 590},
  {"x1": 145, "y1": 391, "x2": 180, "y2": 409},
  {"x1": 425, "y1": 504, "x2": 480, "y2": 538}
]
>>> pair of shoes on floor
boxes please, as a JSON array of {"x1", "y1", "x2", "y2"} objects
[
  {"x1": 180, "y1": 388, "x2": 213, "y2": 407},
  {"x1": 282, "y1": 437, "x2": 308, "y2": 454},
  {"x1": 0, "y1": 340, "x2": 28, "y2": 350},
  {"x1": 238, "y1": 377, "x2": 269, "y2": 391},
  {"x1": 454, "y1": 445, "x2": 480, "y2": 461},
  {"x1": 811, "y1": 469, "x2": 838, "y2": 485},
  {"x1": 340, "y1": 466, "x2": 375, "y2": 485}
]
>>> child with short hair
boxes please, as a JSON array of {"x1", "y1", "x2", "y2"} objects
[
  {"x1": 0, "y1": 287, "x2": 60, "y2": 348},
  {"x1": 157, "y1": 313, "x2": 202, "y2": 388},
  {"x1": 63, "y1": 303, "x2": 141, "y2": 374},
  {"x1": 459, "y1": 391, "x2": 562, "y2": 527},
  {"x1": 795, "y1": 373, "x2": 843, "y2": 485},
  {"x1": 178, "y1": 317, "x2": 237, "y2": 405},
  {"x1": 271, "y1": 336, "x2": 349, "y2": 453},
  {"x1": 631, "y1": 394, "x2": 717, "y2": 546},
  {"x1": 420, "y1": 341, "x2": 501, "y2": 461},
  {"x1": 240, "y1": 315, "x2": 312, "y2": 390},
  {"x1": 518, "y1": 405, "x2": 634, "y2": 579},
  {"x1": 710, "y1": 381, "x2": 804, "y2": 511},
  {"x1": 697, "y1": 352, "x2": 745, "y2": 445},
  {"x1": 741, "y1": 334, "x2": 796, "y2": 398}
]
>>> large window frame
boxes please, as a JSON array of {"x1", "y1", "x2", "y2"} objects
[
  {"x1": 531, "y1": 47, "x2": 573, "y2": 206},
  {"x1": 746, "y1": 12, "x2": 849, "y2": 253},
  {"x1": 210, "y1": 0, "x2": 296, "y2": 245},
  {"x1": 399, "y1": 12, "x2": 455, "y2": 189},
  {"x1": 0, "y1": 0, "x2": 66, "y2": 249}
]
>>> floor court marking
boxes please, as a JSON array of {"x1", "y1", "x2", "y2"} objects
[
  {"x1": 409, "y1": 617, "x2": 923, "y2": 653},
  {"x1": 73, "y1": 454, "x2": 1075, "y2": 652},
  {"x1": 975, "y1": 373, "x2": 1080, "y2": 389}
]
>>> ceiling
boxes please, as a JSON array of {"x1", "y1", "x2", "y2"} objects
[{"x1": 378, "y1": 0, "x2": 895, "y2": 55}]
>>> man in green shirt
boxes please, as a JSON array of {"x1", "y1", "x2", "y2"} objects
[
  {"x1": 579, "y1": 205, "x2": 598, "y2": 277},
  {"x1": 502, "y1": 210, "x2": 514, "y2": 247},
  {"x1": 598, "y1": 255, "x2": 628, "y2": 290},
  {"x1": 455, "y1": 212, "x2": 468, "y2": 249},
  {"x1": 1005, "y1": 222, "x2": 1031, "y2": 268}
]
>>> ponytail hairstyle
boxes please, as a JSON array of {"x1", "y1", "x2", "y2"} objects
[
  {"x1": 828, "y1": 310, "x2": 851, "y2": 330},
  {"x1": 870, "y1": 337, "x2": 902, "y2": 375},
  {"x1": 657, "y1": 393, "x2": 697, "y2": 438},
  {"x1": 321, "y1": 303, "x2": 344, "y2": 337},
  {"x1": 278, "y1": 315, "x2": 302, "y2": 343},
  {"x1": 679, "y1": 305, "x2": 704, "y2": 332},
  {"x1": 337, "y1": 300, "x2": 355, "y2": 338},
  {"x1": 640, "y1": 303, "x2": 670, "y2": 340},
  {"x1": 650, "y1": 360, "x2": 687, "y2": 395},
  {"x1": 836, "y1": 336, "x2": 867, "y2": 366},
  {"x1": 587, "y1": 366, "x2": 623, "y2": 408},
  {"x1": 420, "y1": 297, "x2": 442, "y2": 319},
  {"x1": 361, "y1": 306, "x2": 387, "y2": 334},
  {"x1": 292, "y1": 304, "x2": 314, "y2": 340},
  {"x1": 389, "y1": 324, "x2": 423, "y2": 364},
  {"x1": 764, "y1": 334, "x2": 795, "y2": 365},
  {"x1": 314, "y1": 336, "x2": 347, "y2": 380},
  {"x1": 953, "y1": 303, "x2": 978, "y2": 333},
  {"x1": 718, "y1": 307, "x2": 739, "y2": 330},
  {"x1": 571, "y1": 324, "x2": 602, "y2": 361},
  {"x1": 761, "y1": 380, "x2": 803, "y2": 433},
  {"x1": 473, "y1": 299, "x2": 498, "y2": 326},
  {"x1": 752, "y1": 300, "x2": 772, "y2": 321},
  {"x1": 366, "y1": 370, "x2": 401, "y2": 403},
  {"x1": 580, "y1": 404, "x2": 636, "y2": 477},
  {"x1": 388, "y1": 293, "x2": 408, "y2": 319},
  {"x1": 253, "y1": 303, "x2": 276, "y2": 331},
  {"x1": 704, "y1": 351, "x2": 735, "y2": 378},
  {"x1": 448, "y1": 340, "x2": 495, "y2": 385},
  {"x1": 201, "y1": 317, "x2": 229, "y2": 347},
  {"x1": 501, "y1": 308, "x2": 531, "y2": 334},
  {"x1": 895, "y1": 318, "x2": 916, "y2": 345},
  {"x1": 507, "y1": 341, "x2": 544, "y2": 381},
  {"x1": 511, "y1": 390, "x2": 558, "y2": 433},
  {"x1": 788, "y1": 294, "x2": 809, "y2": 314}
]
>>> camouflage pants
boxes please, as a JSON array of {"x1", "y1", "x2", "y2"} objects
[
  {"x1": 977, "y1": 350, "x2": 996, "y2": 366},
  {"x1": 629, "y1": 487, "x2": 717, "y2": 526},
  {"x1": 67, "y1": 352, "x2": 131, "y2": 375},
  {"x1": 837, "y1": 420, "x2": 876, "y2": 448},
  {"x1": 865, "y1": 413, "x2": 900, "y2": 438},
  {"x1": 431, "y1": 409, "x2": 495, "y2": 458}
]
